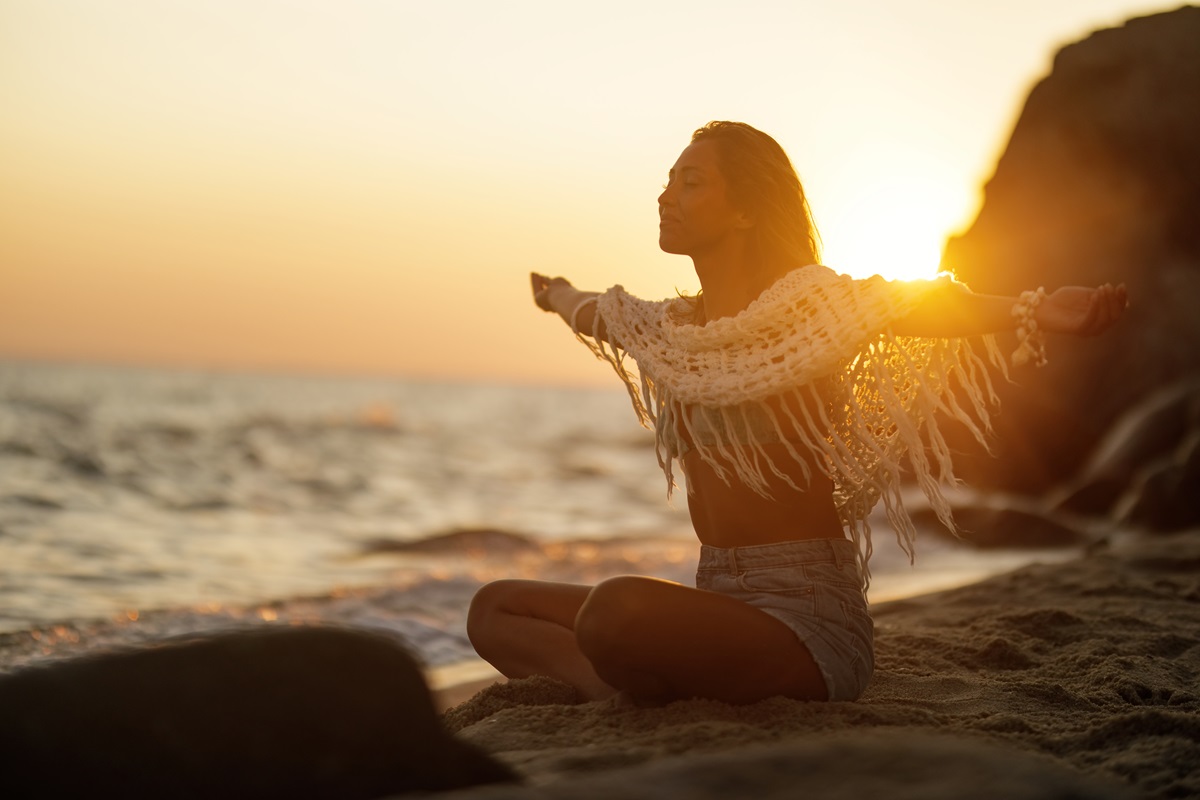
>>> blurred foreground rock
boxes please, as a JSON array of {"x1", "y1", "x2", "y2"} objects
[{"x1": 0, "y1": 626, "x2": 516, "y2": 800}]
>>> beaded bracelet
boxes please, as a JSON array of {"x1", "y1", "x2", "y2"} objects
[{"x1": 1011, "y1": 287, "x2": 1048, "y2": 367}]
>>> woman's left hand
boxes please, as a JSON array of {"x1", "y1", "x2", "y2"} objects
[
  {"x1": 1037, "y1": 283, "x2": 1128, "y2": 336},
  {"x1": 531, "y1": 272, "x2": 574, "y2": 313}
]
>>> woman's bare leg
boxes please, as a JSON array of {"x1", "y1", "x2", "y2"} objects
[
  {"x1": 466, "y1": 580, "x2": 616, "y2": 700},
  {"x1": 470, "y1": 575, "x2": 830, "y2": 704},
  {"x1": 575, "y1": 575, "x2": 829, "y2": 704}
]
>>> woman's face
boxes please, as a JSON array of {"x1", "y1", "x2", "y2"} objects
[{"x1": 657, "y1": 140, "x2": 749, "y2": 257}]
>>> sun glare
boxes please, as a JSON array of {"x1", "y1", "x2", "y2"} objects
[{"x1": 816, "y1": 163, "x2": 971, "y2": 284}]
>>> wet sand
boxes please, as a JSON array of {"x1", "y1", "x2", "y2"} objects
[{"x1": 3, "y1": 529, "x2": 1194, "y2": 798}]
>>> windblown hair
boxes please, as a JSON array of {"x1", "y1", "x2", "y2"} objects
[{"x1": 691, "y1": 121, "x2": 822, "y2": 284}]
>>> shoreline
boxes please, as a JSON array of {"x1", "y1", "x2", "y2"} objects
[{"x1": 0, "y1": 539, "x2": 1103, "y2": 710}]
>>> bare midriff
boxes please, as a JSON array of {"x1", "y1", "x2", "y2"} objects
[{"x1": 684, "y1": 442, "x2": 845, "y2": 548}]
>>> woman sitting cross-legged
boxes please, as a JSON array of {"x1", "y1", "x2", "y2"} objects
[{"x1": 467, "y1": 120, "x2": 1128, "y2": 705}]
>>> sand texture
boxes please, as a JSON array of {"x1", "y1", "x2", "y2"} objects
[{"x1": 438, "y1": 531, "x2": 1200, "y2": 799}]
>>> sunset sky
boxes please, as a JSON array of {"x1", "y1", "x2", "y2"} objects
[{"x1": 0, "y1": 1, "x2": 1171, "y2": 386}]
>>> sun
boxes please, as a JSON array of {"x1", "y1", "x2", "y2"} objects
[{"x1": 815, "y1": 163, "x2": 973, "y2": 283}]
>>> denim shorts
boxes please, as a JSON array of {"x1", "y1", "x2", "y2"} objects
[{"x1": 695, "y1": 538, "x2": 874, "y2": 701}]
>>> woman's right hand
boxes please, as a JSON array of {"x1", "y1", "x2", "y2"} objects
[
  {"x1": 531, "y1": 272, "x2": 573, "y2": 312},
  {"x1": 530, "y1": 273, "x2": 605, "y2": 342}
]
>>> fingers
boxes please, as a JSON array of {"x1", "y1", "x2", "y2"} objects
[
  {"x1": 1099, "y1": 283, "x2": 1128, "y2": 327},
  {"x1": 1082, "y1": 289, "x2": 1105, "y2": 335},
  {"x1": 530, "y1": 272, "x2": 569, "y2": 291},
  {"x1": 530, "y1": 273, "x2": 549, "y2": 311},
  {"x1": 531, "y1": 272, "x2": 565, "y2": 312},
  {"x1": 1110, "y1": 283, "x2": 1129, "y2": 318},
  {"x1": 1084, "y1": 283, "x2": 1128, "y2": 335}
]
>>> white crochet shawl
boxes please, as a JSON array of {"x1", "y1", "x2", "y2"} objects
[{"x1": 575, "y1": 264, "x2": 1006, "y2": 583}]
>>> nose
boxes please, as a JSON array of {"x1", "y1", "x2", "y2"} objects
[{"x1": 657, "y1": 185, "x2": 673, "y2": 214}]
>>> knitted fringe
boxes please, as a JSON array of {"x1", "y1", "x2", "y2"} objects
[{"x1": 573, "y1": 269, "x2": 1007, "y2": 591}]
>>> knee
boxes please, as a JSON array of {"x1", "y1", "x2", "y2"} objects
[
  {"x1": 574, "y1": 576, "x2": 645, "y2": 662},
  {"x1": 466, "y1": 580, "x2": 521, "y2": 649}
]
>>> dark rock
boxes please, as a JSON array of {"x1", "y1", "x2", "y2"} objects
[
  {"x1": 0, "y1": 626, "x2": 516, "y2": 800},
  {"x1": 1052, "y1": 379, "x2": 1200, "y2": 518},
  {"x1": 1053, "y1": 476, "x2": 1126, "y2": 517},
  {"x1": 913, "y1": 505, "x2": 1086, "y2": 549},
  {"x1": 1122, "y1": 432, "x2": 1200, "y2": 530},
  {"x1": 940, "y1": 7, "x2": 1200, "y2": 493},
  {"x1": 1079, "y1": 380, "x2": 1200, "y2": 486}
]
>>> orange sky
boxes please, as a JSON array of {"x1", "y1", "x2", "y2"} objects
[{"x1": 0, "y1": 1, "x2": 1171, "y2": 386}]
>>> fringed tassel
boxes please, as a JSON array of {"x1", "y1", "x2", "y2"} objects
[{"x1": 576, "y1": 296, "x2": 1006, "y2": 595}]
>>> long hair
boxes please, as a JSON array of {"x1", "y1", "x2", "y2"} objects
[{"x1": 690, "y1": 121, "x2": 821, "y2": 284}]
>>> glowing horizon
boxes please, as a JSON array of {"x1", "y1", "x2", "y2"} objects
[{"x1": 0, "y1": 1, "x2": 1171, "y2": 385}]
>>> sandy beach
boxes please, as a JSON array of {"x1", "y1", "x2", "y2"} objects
[{"x1": 436, "y1": 529, "x2": 1200, "y2": 799}]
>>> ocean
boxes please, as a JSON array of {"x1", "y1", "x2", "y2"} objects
[{"x1": 0, "y1": 361, "x2": 1070, "y2": 675}]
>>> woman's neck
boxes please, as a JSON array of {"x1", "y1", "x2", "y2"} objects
[{"x1": 693, "y1": 249, "x2": 771, "y2": 322}]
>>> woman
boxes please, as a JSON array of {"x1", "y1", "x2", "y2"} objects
[{"x1": 467, "y1": 121, "x2": 1127, "y2": 705}]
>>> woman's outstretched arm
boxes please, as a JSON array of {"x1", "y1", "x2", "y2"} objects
[
  {"x1": 531, "y1": 272, "x2": 611, "y2": 342},
  {"x1": 890, "y1": 280, "x2": 1128, "y2": 339}
]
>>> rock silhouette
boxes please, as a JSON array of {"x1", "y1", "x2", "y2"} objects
[
  {"x1": 941, "y1": 7, "x2": 1200, "y2": 502},
  {"x1": 0, "y1": 626, "x2": 516, "y2": 799}
]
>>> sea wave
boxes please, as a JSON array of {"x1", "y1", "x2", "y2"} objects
[{"x1": 0, "y1": 362, "x2": 1079, "y2": 670}]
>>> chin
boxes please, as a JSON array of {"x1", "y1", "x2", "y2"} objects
[{"x1": 658, "y1": 236, "x2": 686, "y2": 255}]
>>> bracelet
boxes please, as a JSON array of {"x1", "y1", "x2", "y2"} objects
[
  {"x1": 1011, "y1": 287, "x2": 1048, "y2": 367},
  {"x1": 569, "y1": 295, "x2": 599, "y2": 335}
]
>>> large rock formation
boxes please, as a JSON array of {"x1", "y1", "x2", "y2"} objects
[{"x1": 941, "y1": 6, "x2": 1200, "y2": 497}]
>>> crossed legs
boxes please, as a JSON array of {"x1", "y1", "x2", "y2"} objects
[
  {"x1": 465, "y1": 580, "x2": 613, "y2": 700},
  {"x1": 466, "y1": 576, "x2": 828, "y2": 704}
]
